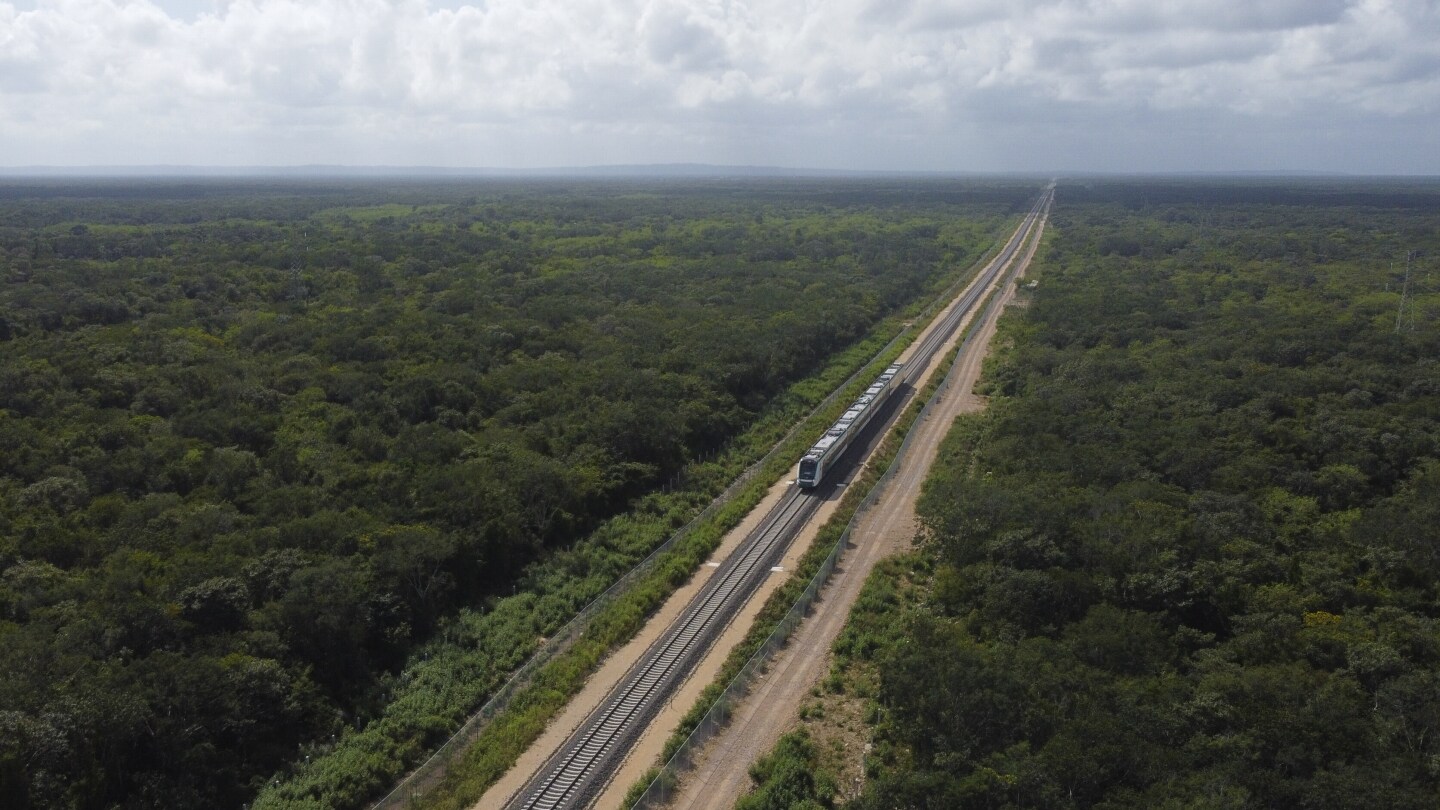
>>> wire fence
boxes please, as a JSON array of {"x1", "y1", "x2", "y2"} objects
[
  {"x1": 628, "y1": 242, "x2": 1022, "y2": 810},
  {"x1": 368, "y1": 222, "x2": 1016, "y2": 810}
]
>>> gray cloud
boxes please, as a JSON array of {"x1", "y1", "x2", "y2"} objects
[{"x1": 0, "y1": 0, "x2": 1436, "y2": 171}]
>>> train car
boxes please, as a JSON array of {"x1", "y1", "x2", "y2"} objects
[{"x1": 797, "y1": 363, "x2": 903, "y2": 488}]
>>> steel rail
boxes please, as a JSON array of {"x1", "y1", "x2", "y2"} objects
[{"x1": 508, "y1": 489, "x2": 817, "y2": 810}]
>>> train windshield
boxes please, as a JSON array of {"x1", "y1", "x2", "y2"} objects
[{"x1": 798, "y1": 457, "x2": 819, "y2": 484}]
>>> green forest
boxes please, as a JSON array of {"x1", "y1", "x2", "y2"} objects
[
  {"x1": 739, "y1": 180, "x2": 1440, "y2": 809},
  {"x1": 0, "y1": 178, "x2": 1028, "y2": 808}
]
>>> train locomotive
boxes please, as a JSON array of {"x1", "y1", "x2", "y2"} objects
[{"x1": 797, "y1": 363, "x2": 903, "y2": 488}]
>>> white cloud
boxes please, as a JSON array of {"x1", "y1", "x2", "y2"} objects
[{"x1": 0, "y1": 0, "x2": 1436, "y2": 170}]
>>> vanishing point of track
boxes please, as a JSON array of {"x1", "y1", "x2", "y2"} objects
[{"x1": 505, "y1": 187, "x2": 1052, "y2": 810}]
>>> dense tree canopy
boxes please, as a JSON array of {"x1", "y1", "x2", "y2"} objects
[
  {"x1": 843, "y1": 181, "x2": 1440, "y2": 808},
  {"x1": 0, "y1": 178, "x2": 1026, "y2": 808}
]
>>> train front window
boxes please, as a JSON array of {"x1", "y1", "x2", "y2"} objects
[{"x1": 799, "y1": 458, "x2": 818, "y2": 482}]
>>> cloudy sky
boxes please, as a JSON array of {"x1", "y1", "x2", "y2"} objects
[{"x1": 2, "y1": 0, "x2": 1437, "y2": 173}]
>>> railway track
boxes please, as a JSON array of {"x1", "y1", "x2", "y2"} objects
[
  {"x1": 504, "y1": 187, "x2": 1052, "y2": 810},
  {"x1": 508, "y1": 490, "x2": 819, "y2": 810}
]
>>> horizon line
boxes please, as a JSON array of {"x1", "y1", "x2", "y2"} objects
[{"x1": 1, "y1": 163, "x2": 1428, "y2": 179}]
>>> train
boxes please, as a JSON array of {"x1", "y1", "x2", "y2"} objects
[{"x1": 797, "y1": 363, "x2": 904, "y2": 488}]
